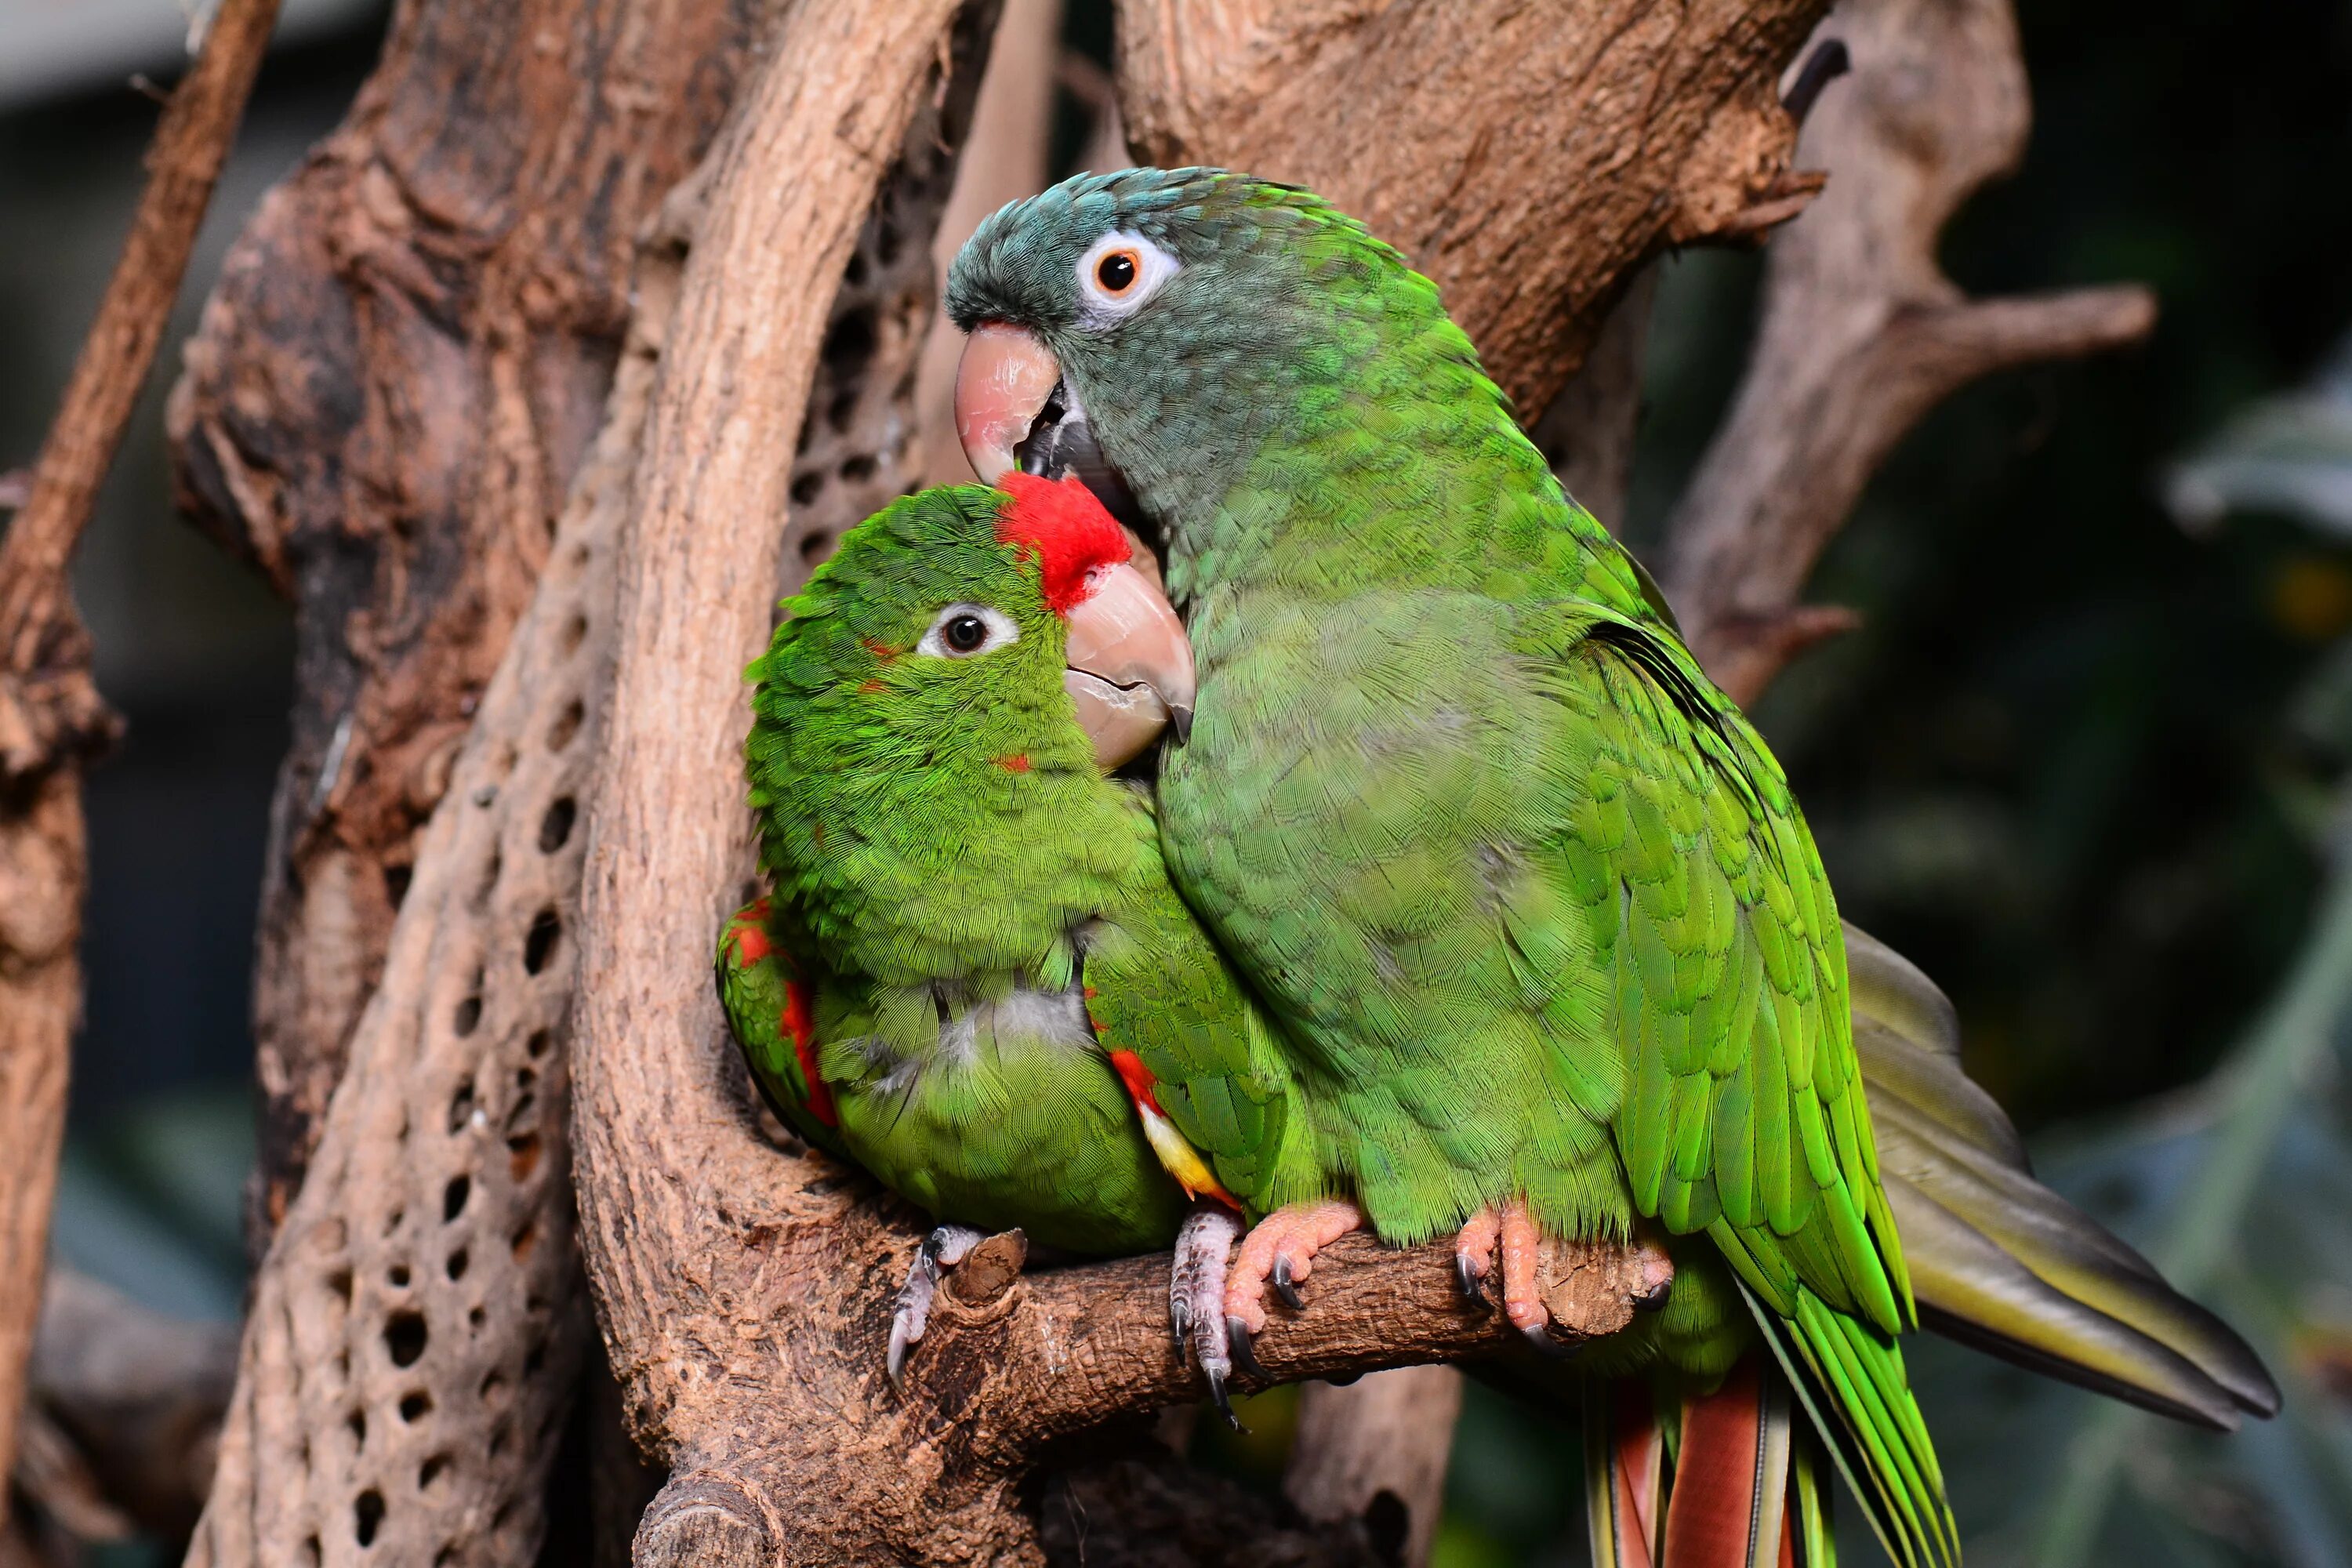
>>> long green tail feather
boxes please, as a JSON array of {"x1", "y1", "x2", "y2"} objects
[
  {"x1": 1846, "y1": 924, "x2": 2280, "y2": 1428},
  {"x1": 1791, "y1": 1423, "x2": 1838, "y2": 1568},
  {"x1": 1737, "y1": 1279, "x2": 1959, "y2": 1568}
]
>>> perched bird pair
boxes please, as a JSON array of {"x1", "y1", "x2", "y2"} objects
[{"x1": 718, "y1": 169, "x2": 2277, "y2": 1568}]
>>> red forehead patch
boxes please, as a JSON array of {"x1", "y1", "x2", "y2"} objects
[{"x1": 995, "y1": 472, "x2": 1131, "y2": 615}]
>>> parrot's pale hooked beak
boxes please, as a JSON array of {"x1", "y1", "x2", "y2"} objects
[
  {"x1": 956, "y1": 322, "x2": 1062, "y2": 484},
  {"x1": 956, "y1": 322, "x2": 1153, "y2": 535},
  {"x1": 1063, "y1": 561, "x2": 1196, "y2": 771}
]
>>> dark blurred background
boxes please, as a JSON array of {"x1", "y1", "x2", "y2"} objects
[{"x1": 6, "y1": 0, "x2": 2350, "y2": 1563}]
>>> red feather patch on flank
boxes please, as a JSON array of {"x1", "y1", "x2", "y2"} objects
[
  {"x1": 780, "y1": 977, "x2": 837, "y2": 1128},
  {"x1": 1107, "y1": 1048, "x2": 1162, "y2": 1115},
  {"x1": 994, "y1": 471, "x2": 1131, "y2": 615},
  {"x1": 994, "y1": 753, "x2": 1032, "y2": 773}
]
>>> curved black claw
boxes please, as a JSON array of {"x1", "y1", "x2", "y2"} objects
[
  {"x1": 1455, "y1": 1252, "x2": 1491, "y2": 1308},
  {"x1": 1633, "y1": 1276, "x2": 1673, "y2": 1314},
  {"x1": 1205, "y1": 1362, "x2": 1243, "y2": 1432},
  {"x1": 1519, "y1": 1320, "x2": 1576, "y2": 1360},
  {"x1": 1227, "y1": 1315, "x2": 1271, "y2": 1382},
  {"x1": 1271, "y1": 1254, "x2": 1306, "y2": 1312}
]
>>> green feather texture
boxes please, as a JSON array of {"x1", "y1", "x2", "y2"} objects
[{"x1": 720, "y1": 485, "x2": 1317, "y2": 1256}]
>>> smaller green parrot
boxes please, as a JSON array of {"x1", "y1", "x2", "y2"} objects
[{"x1": 716, "y1": 474, "x2": 1318, "y2": 1379}]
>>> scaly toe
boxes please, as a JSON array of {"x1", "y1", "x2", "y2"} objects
[
  {"x1": 886, "y1": 1223, "x2": 985, "y2": 1388},
  {"x1": 1169, "y1": 1204, "x2": 1241, "y2": 1359},
  {"x1": 1221, "y1": 1199, "x2": 1364, "y2": 1329}
]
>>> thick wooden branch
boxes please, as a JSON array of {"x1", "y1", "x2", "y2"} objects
[
  {"x1": 1660, "y1": 0, "x2": 2157, "y2": 702},
  {"x1": 0, "y1": 0, "x2": 281, "y2": 1528},
  {"x1": 166, "y1": 0, "x2": 782, "y2": 1247},
  {"x1": 1112, "y1": 0, "x2": 1831, "y2": 412},
  {"x1": 180, "y1": 23, "x2": 971, "y2": 1568}
]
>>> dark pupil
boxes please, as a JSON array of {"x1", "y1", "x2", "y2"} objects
[
  {"x1": 945, "y1": 614, "x2": 987, "y2": 652},
  {"x1": 1097, "y1": 252, "x2": 1137, "y2": 291}
]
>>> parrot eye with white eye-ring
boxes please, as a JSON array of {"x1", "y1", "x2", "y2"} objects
[
  {"x1": 916, "y1": 603, "x2": 1020, "y2": 659},
  {"x1": 1075, "y1": 231, "x2": 1178, "y2": 326}
]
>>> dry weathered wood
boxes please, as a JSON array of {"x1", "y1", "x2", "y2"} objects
[
  {"x1": 1112, "y1": 0, "x2": 1831, "y2": 414},
  {"x1": 180, "y1": 27, "x2": 973, "y2": 1564},
  {"x1": 0, "y1": 0, "x2": 282, "y2": 1528},
  {"x1": 1660, "y1": 0, "x2": 2157, "y2": 702},
  {"x1": 167, "y1": 0, "x2": 782, "y2": 1247}
]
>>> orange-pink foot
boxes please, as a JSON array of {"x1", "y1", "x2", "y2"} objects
[
  {"x1": 1454, "y1": 1202, "x2": 1675, "y2": 1354},
  {"x1": 1221, "y1": 1199, "x2": 1365, "y2": 1336}
]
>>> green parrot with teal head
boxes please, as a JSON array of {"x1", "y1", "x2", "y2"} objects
[{"x1": 937, "y1": 167, "x2": 2278, "y2": 1568}]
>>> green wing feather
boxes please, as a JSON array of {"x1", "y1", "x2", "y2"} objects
[
  {"x1": 1541, "y1": 608, "x2": 1953, "y2": 1565},
  {"x1": 1846, "y1": 924, "x2": 2281, "y2": 1428},
  {"x1": 1080, "y1": 863, "x2": 1314, "y2": 1214},
  {"x1": 1546, "y1": 612, "x2": 1910, "y2": 1335}
]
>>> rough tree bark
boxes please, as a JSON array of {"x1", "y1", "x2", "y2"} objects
[
  {"x1": 168, "y1": 0, "x2": 781, "y2": 1247},
  {"x1": 1661, "y1": 0, "x2": 2158, "y2": 702},
  {"x1": 1114, "y1": 0, "x2": 1833, "y2": 412},
  {"x1": 0, "y1": 0, "x2": 282, "y2": 1531},
  {"x1": 176, "y1": 13, "x2": 977, "y2": 1565}
]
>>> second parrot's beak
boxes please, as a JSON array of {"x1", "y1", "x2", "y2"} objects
[
  {"x1": 1064, "y1": 561, "x2": 1196, "y2": 771},
  {"x1": 956, "y1": 322, "x2": 1063, "y2": 484}
]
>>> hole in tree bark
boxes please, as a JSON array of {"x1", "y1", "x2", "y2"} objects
[
  {"x1": 384, "y1": 862, "x2": 412, "y2": 909},
  {"x1": 354, "y1": 1490, "x2": 384, "y2": 1547},
  {"x1": 547, "y1": 699, "x2": 583, "y2": 753},
  {"x1": 509, "y1": 1135, "x2": 543, "y2": 1184},
  {"x1": 838, "y1": 453, "x2": 876, "y2": 483},
  {"x1": 820, "y1": 308, "x2": 876, "y2": 382},
  {"x1": 537, "y1": 797, "x2": 575, "y2": 852},
  {"x1": 400, "y1": 1392, "x2": 431, "y2": 1422},
  {"x1": 511, "y1": 1215, "x2": 539, "y2": 1258},
  {"x1": 790, "y1": 471, "x2": 824, "y2": 506},
  {"x1": 347, "y1": 1408, "x2": 365, "y2": 1447},
  {"x1": 387, "y1": 1264, "x2": 409, "y2": 1288},
  {"x1": 448, "y1": 1077, "x2": 476, "y2": 1134},
  {"x1": 560, "y1": 612, "x2": 588, "y2": 655},
  {"x1": 385, "y1": 1312, "x2": 428, "y2": 1367},
  {"x1": 523, "y1": 908, "x2": 561, "y2": 973},
  {"x1": 443, "y1": 1175, "x2": 470, "y2": 1221},
  {"x1": 419, "y1": 1454, "x2": 450, "y2": 1490},
  {"x1": 480, "y1": 1370, "x2": 506, "y2": 1404},
  {"x1": 525, "y1": 1029, "x2": 551, "y2": 1058},
  {"x1": 446, "y1": 1248, "x2": 469, "y2": 1280},
  {"x1": 799, "y1": 530, "x2": 834, "y2": 564},
  {"x1": 453, "y1": 996, "x2": 482, "y2": 1036}
]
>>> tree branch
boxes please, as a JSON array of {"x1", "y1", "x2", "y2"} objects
[
  {"x1": 0, "y1": 0, "x2": 282, "y2": 1527},
  {"x1": 1112, "y1": 0, "x2": 1831, "y2": 412},
  {"x1": 165, "y1": 0, "x2": 783, "y2": 1249},
  {"x1": 1659, "y1": 0, "x2": 2157, "y2": 703}
]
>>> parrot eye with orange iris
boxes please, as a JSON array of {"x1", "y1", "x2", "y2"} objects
[
  {"x1": 1075, "y1": 231, "x2": 1178, "y2": 325},
  {"x1": 1094, "y1": 249, "x2": 1139, "y2": 294}
]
